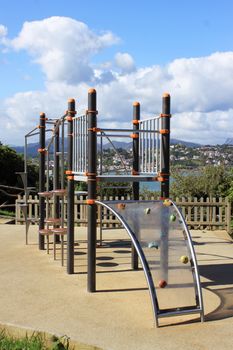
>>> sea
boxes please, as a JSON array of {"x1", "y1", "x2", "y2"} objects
[{"x1": 140, "y1": 177, "x2": 174, "y2": 192}]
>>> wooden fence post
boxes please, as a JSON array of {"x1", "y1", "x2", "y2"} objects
[{"x1": 226, "y1": 198, "x2": 231, "y2": 234}]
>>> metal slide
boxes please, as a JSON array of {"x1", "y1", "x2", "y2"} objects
[{"x1": 95, "y1": 200, "x2": 204, "y2": 327}]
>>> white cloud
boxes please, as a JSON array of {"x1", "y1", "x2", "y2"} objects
[
  {"x1": 0, "y1": 24, "x2": 8, "y2": 49},
  {"x1": 114, "y1": 52, "x2": 135, "y2": 73},
  {"x1": 1, "y1": 17, "x2": 233, "y2": 146},
  {"x1": 9, "y1": 16, "x2": 119, "y2": 84},
  {"x1": 0, "y1": 24, "x2": 7, "y2": 38}
]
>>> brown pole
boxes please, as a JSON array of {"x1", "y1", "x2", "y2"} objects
[{"x1": 67, "y1": 99, "x2": 75, "y2": 274}]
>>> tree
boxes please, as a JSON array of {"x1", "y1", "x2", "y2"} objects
[
  {"x1": 0, "y1": 143, "x2": 39, "y2": 205},
  {"x1": 170, "y1": 165, "x2": 233, "y2": 199}
]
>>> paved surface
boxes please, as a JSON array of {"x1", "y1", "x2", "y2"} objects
[{"x1": 0, "y1": 224, "x2": 233, "y2": 350}]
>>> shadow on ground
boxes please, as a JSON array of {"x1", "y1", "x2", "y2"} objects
[{"x1": 200, "y1": 263, "x2": 233, "y2": 321}]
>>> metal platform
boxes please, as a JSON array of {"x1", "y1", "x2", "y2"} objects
[{"x1": 73, "y1": 174, "x2": 158, "y2": 182}]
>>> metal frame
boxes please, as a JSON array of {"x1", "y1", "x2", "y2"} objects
[
  {"x1": 21, "y1": 88, "x2": 204, "y2": 327},
  {"x1": 96, "y1": 199, "x2": 204, "y2": 327},
  {"x1": 21, "y1": 112, "x2": 68, "y2": 248},
  {"x1": 96, "y1": 199, "x2": 159, "y2": 327},
  {"x1": 71, "y1": 105, "x2": 162, "y2": 179}
]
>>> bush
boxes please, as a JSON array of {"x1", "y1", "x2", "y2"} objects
[{"x1": 170, "y1": 165, "x2": 233, "y2": 200}]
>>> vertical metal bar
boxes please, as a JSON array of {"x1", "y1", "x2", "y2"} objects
[
  {"x1": 67, "y1": 98, "x2": 75, "y2": 274},
  {"x1": 100, "y1": 132, "x2": 103, "y2": 174},
  {"x1": 87, "y1": 88, "x2": 97, "y2": 293},
  {"x1": 152, "y1": 119, "x2": 155, "y2": 173},
  {"x1": 160, "y1": 93, "x2": 170, "y2": 198},
  {"x1": 46, "y1": 148, "x2": 49, "y2": 192},
  {"x1": 132, "y1": 101, "x2": 140, "y2": 270},
  {"x1": 155, "y1": 119, "x2": 158, "y2": 173},
  {"x1": 80, "y1": 117, "x2": 82, "y2": 172},
  {"x1": 79, "y1": 117, "x2": 81, "y2": 172},
  {"x1": 46, "y1": 165, "x2": 49, "y2": 219},
  {"x1": 75, "y1": 118, "x2": 77, "y2": 173},
  {"x1": 77, "y1": 118, "x2": 79, "y2": 172},
  {"x1": 24, "y1": 136, "x2": 27, "y2": 175},
  {"x1": 142, "y1": 121, "x2": 144, "y2": 172},
  {"x1": 79, "y1": 118, "x2": 81, "y2": 171},
  {"x1": 99, "y1": 132, "x2": 103, "y2": 245},
  {"x1": 81, "y1": 116, "x2": 84, "y2": 172},
  {"x1": 145, "y1": 122, "x2": 147, "y2": 172},
  {"x1": 39, "y1": 112, "x2": 46, "y2": 250},
  {"x1": 73, "y1": 118, "x2": 75, "y2": 173},
  {"x1": 85, "y1": 115, "x2": 87, "y2": 172},
  {"x1": 76, "y1": 118, "x2": 78, "y2": 172},
  {"x1": 84, "y1": 117, "x2": 86, "y2": 173},
  {"x1": 53, "y1": 121, "x2": 60, "y2": 243},
  {"x1": 149, "y1": 120, "x2": 151, "y2": 172},
  {"x1": 61, "y1": 119, "x2": 65, "y2": 227},
  {"x1": 61, "y1": 119, "x2": 65, "y2": 189},
  {"x1": 24, "y1": 136, "x2": 28, "y2": 244},
  {"x1": 24, "y1": 136, "x2": 28, "y2": 202},
  {"x1": 139, "y1": 123, "x2": 141, "y2": 173},
  {"x1": 82, "y1": 116, "x2": 84, "y2": 172},
  {"x1": 83, "y1": 117, "x2": 85, "y2": 173},
  {"x1": 146, "y1": 120, "x2": 148, "y2": 173},
  {"x1": 73, "y1": 119, "x2": 75, "y2": 172},
  {"x1": 160, "y1": 93, "x2": 171, "y2": 283}
]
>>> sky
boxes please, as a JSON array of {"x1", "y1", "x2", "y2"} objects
[{"x1": 0, "y1": 0, "x2": 233, "y2": 145}]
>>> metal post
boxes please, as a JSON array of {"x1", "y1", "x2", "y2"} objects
[
  {"x1": 61, "y1": 119, "x2": 65, "y2": 227},
  {"x1": 38, "y1": 112, "x2": 46, "y2": 250},
  {"x1": 160, "y1": 93, "x2": 171, "y2": 283},
  {"x1": 160, "y1": 93, "x2": 170, "y2": 198},
  {"x1": 132, "y1": 101, "x2": 140, "y2": 270},
  {"x1": 67, "y1": 99, "x2": 75, "y2": 274},
  {"x1": 53, "y1": 121, "x2": 60, "y2": 243},
  {"x1": 24, "y1": 136, "x2": 29, "y2": 244},
  {"x1": 87, "y1": 88, "x2": 97, "y2": 292}
]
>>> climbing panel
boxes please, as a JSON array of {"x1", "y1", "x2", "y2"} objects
[{"x1": 97, "y1": 199, "x2": 204, "y2": 325}]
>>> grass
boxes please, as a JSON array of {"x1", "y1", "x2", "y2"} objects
[
  {"x1": 0, "y1": 209, "x2": 15, "y2": 217},
  {"x1": 0, "y1": 330, "x2": 73, "y2": 350}
]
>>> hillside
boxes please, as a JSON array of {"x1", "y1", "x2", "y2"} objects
[{"x1": 11, "y1": 138, "x2": 201, "y2": 157}]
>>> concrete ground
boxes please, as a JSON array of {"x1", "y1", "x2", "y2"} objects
[{"x1": 0, "y1": 224, "x2": 233, "y2": 350}]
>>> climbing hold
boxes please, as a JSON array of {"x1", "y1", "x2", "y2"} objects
[
  {"x1": 180, "y1": 255, "x2": 189, "y2": 264},
  {"x1": 163, "y1": 199, "x2": 171, "y2": 207},
  {"x1": 170, "y1": 214, "x2": 176, "y2": 222},
  {"x1": 145, "y1": 208, "x2": 151, "y2": 214},
  {"x1": 159, "y1": 280, "x2": 167, "y2": 288},
  {"x1": 148, "y1": 241, "x2": 159, "y2": 249},
  {"x1": 117, "y1": 203, "x2": 126, "y2": 210}
]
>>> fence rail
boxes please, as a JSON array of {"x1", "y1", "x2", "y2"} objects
[{"x1": 15, "y1": 195, "x2": 232, "y2": 233}]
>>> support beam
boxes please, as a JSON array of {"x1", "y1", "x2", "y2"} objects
[
  {"x1": 67, "y1": 99, "x2": 75, "y2": 274},
  {"x1": 87, "y1": 89, "x2": 97, "y2": 292},
  {"x1": 132, "y1": 101, "x2": 140, "y2": 270},
  {"x1": 160, "y1": 93, "x2": 170, "y2": 198},
  {"x1": 53, "y1": 121, "x2": 60, "y2": 243},
  {"x1": 38, "y1": 112, "x2": 46, "y2": 250},
  {"x1": 160, "y1": 93, "x2": 171, "y2": 282}
]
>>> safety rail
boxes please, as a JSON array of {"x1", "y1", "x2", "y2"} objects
[
  {"x1": 139, "y1": 116, "x2": 160, "y2": 174},
  {"x1": 72, "y1": 114, "x2": 161, "y2": 178},
  {"x1": 73, "y1": 114, "x2": 88, "y2": 175}
]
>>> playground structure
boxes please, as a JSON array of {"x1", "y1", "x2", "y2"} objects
[{"x1": 18, "y1": 89, "x2": 204, "y2": 327}]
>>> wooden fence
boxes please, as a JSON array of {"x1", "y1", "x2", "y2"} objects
[{"x1": 15, "y1": 195, "x2": 232, "y2": 233}]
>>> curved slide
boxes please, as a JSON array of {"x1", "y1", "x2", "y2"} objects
[{"x1": 96, "y1": 199, "x2": 204, "y2": 327}]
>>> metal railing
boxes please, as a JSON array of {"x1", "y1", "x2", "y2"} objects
[
  {"x1": 73, "y1": 114, "x2": 88, "y2": 175},
  {"x1": 139, "y1": 116, "x2": 160, "y2": 174},
  {"x1": 72, "y1": 114, "x2": 161, "y2": 177}
]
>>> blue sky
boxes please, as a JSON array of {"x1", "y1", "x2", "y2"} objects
[{"x1": 0, "y1": 0, "x2": 233, "y2": 145}]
